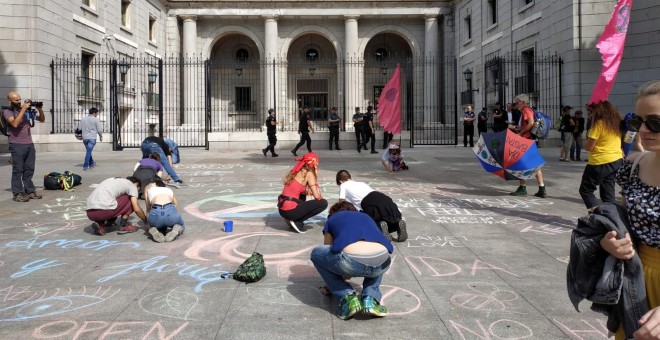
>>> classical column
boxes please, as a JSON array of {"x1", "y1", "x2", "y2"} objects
[
  {"x1": 424, "y1": 14, "x2": 439, "y2": 124},
  {"x1": 181, "y1": 15, "x2": 198, "y2": 126},
  {"x1": 264, "y1": 15, "x2": 278, "y2": 111},
  {"x1": 344, "y1": 15, "x2": 360, "y2": 120}
]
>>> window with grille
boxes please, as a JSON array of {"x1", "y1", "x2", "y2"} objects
[{"x1": 235, "y1": 87, "x2": 251, "y2": 111}]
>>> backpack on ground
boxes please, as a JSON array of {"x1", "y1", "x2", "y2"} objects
[
  {"x1": 531, "y1": 111, "x2": 551, "y2": 139},
  {"x1": 44, "y1": 171, "x2": 82, "y2": 191},
  {"x1": 233, "y1": 252, "x2": 266, "y2": 283}
]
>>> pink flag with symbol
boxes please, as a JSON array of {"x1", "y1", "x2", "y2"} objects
[
  {"x1": 589, "y1": 0, "x2": 633, "y2": 104},
  {"x1": 377, "y1": 64, "x2": 402, "y2": 134}
]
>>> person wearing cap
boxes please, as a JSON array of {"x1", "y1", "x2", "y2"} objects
[
  {"x1": 291, "y1": 105, "x2": 314, "y2": 157},
  {"x1": 559, "y1": 105, "x2": 575, "y2": 162},
  {"x1": 77, "y1": 107, "x2": 103, "y2": 171},
  {"x1": 278, "y1": 152, "x2": 328, "y2": 233},
  {"x1": 381, "y1": 142, "x2": 408, "y2": 173},
  {"x1": 262, "y1": 108, "x2": 279, "y2": 157},
  {"x1": 327, "y1": 107, "x2": 341, "y2": 150}
]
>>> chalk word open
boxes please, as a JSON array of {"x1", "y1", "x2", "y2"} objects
[{"x1": 31, "y1": 320, "x2": 188, "y2": 340}]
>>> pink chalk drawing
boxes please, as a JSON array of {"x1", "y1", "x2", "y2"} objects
[
  {"x1": 450, "y1": 282, "x2": 525, "y2": 315},
  {"x1": 184, "y1": 232, "x2": 317, "y2": 278}
]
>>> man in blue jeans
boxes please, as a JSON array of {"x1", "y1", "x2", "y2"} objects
[
  {"x1": 140, "y1": 136, "x2": 183, "y2": 187},
  {"x1": 77, "y1": 107, "x2": 103, "y2": 170},
  {"x1": 310, "y1": 201, "x2": 393, "y2": 320}
]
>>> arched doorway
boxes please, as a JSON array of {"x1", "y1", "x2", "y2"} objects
[{"x1": 209, "y1": 33, "x2": 261, "y2": 131}]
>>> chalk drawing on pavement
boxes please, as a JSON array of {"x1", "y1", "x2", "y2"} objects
[
  {"x1": 185, "y1": 191, "x2": 326, "y2": 227},
  {"x1": 138, "y1": 287, "x2": 199, "y2": 320},
  {"x1": 450, "y1": 282, "x2": 526, "y2": 316},
  {"x1": 0, "y1": 286, "x2": 120, "y2": 322}
]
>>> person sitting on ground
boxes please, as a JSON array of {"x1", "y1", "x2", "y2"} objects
[
  {"x1": 132, "y1": 152, "x2": 164, "y2": 198},
  {"x1": 336, "y1": 170, "x2": 407, "y2": 242},
  {"x1": 85, "y1": 176, "x2": 147, "y2": 236},
  {"x1": 310, "y1": 201, "x2": 393, "y2": 320},
  {"x1": 277, "y1": 152, "x2": 328, "y2": 233},
  {"x1": 381, "y1": 142, "x2": 408, "y2": 173},
  {"x1": 144, "y1": 179, "x2": 184, "y2": 243}
]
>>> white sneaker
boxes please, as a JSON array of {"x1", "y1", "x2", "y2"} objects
[
  {"x1": 164, "y1": 224, "x2": 183, "y2": 242},
  {"x1": 287, "y1": 220, "x2": 306, "y2": 233},
  {"x1": 149, "y1": 227, "x2": 165, "y2": 243}
]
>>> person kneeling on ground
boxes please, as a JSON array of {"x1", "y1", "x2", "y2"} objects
[
  {"x1": 132, "y1": 152, "x2": 164, "y2": 199},
  {"x1": 277, "y1": 152, "x2": 328, "y2": 233},
  {"x1": 311, "y1": 201, "x2": 393, "y2": 320},
  {"x1": 144, "y1": 179, "x2": 184, "y2": 243},
  {"x1": 336, "y1": 170, "x2": 407, "y2": 242},
  {"x1": 85, "y1": 176, "x2": 147, "y2": 236},
  {"x1": 381, "y1": 143, "x2": 408, "y2": 173}
]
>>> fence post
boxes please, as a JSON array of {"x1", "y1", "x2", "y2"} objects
[
  {"x1": 50, "y1": 60, "x2": 55, "y2": 134},
  {"x1": 158, "y1": 58, "x2": 164, "y2": 137}
]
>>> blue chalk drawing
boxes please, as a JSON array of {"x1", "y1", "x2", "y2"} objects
[
  {"x1": 97, "y1": 256, "x2": 231, "y2": 293},
  {"x1": 0, "y1": 286, "x2": 120, "y2": 322},
  {"x1": 5, "y1": 237, "x2": 140, "y2": 251},
  {"x1": 10, "y1": 259, "x2": 66, "y2": 279}
]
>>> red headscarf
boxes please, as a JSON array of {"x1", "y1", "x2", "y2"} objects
[{"x1": 290, "y1": 152, "x2": 319, "y2": 174}]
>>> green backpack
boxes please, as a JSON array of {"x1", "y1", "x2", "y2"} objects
[{"x1": 233, "y1": 252, "x2": 266, "y2": 283}]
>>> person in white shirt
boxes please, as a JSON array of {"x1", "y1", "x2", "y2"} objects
[
  {"x1": 144, "y1": 179, "x2": 185, "y2": 243},
  {"x1": 336, "y1": 170, "x2": 407, "y2": 242}
]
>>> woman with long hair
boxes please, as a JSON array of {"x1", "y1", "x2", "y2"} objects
[
  {"x1": 597, "y1": 80, "x2": 659, "y2": 339},
  {"x1": 278, "y1": 152, "x2": 328, "y2": 233},
  {"x1": 578, "y1": 100, "x2": 623, "y2": 211}
]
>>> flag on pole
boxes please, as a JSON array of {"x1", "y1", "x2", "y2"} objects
[
  {"x1": 377, "y1": 64, "x2": 401, "y2": 134},
  {"x1": 589, "y1": 0, "x2": 633, "y2": 105}
]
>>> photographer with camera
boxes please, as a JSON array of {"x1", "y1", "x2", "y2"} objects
[{"x1": 3, "y1": 92, "x2": 46, "y2": 202}]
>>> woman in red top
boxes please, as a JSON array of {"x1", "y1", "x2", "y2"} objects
[{"x1": 278, "y1": 152, "x2": 328, "y2": 233}]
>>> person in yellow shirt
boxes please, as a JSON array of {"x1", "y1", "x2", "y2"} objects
[{"x1": 579, "y1": 100, "x2": 623, "y2": 212}]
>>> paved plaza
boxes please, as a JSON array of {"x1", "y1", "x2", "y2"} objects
[{"x1": 0, "y1": 145, "x2": 610, "y2": 339}]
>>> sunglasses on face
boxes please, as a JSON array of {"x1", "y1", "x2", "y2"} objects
[{"x1": 630, "y1": 115, "x2": 660, "y2": 133}]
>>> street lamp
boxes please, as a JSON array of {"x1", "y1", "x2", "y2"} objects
[
  {"x1": 309, "y1": 68, "x2": 316, "y2": 76},
  {"x1": 148, "y1": 71, "x2": 158, "y2": 85},
  {"x1": 118, "y1": 62, "x2": 130, "y2": 77},
  {"x1": 381, "y1": 67, "x2": 388, "y2": 76},
  {"x1": 463, "y1": 68, "x2": 479, "y2": 93},
  {"x1": 235, "y1": 68, "x2": 243, "y2": 77}
]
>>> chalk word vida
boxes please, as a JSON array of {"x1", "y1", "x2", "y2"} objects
[
  {"x1": 406, "y1": 236, "x2": 467, "y2": 248},
  {"x1": 5, "y1": 237, "x2": 140, "y2": 251},
  {"x1": 31, "y1": 320, "x2": 188, "y2": 340},
  {"x1": 97, "y1": 256, "x2": 231, "y2": 293}
]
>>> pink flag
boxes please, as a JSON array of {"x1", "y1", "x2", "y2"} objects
[
  {"x1": 377, "y1": 64, "x2": 401, "y2": 134},
  {"x1": 589, "y1": 0, "x2": 633, "y2": 104}
]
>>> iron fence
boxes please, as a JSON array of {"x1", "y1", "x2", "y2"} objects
[{"x1": 52, "y1": 54, "x2": 460, "y2": 147}]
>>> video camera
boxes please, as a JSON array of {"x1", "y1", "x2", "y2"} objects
[{"x1": 27, "y1": 100, "x2": 43, "y2": 108}]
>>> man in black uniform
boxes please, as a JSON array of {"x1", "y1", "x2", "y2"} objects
[
  {"x1": 327, "y1": 107, "x2": 341, "y2": 150},
  {"x1": 477, "y1": 107, "x2": 488, "y2": 136},
  {"x1": 358, "y1": 105, "x2": 378, "y2": 153},
  {"x1": 262, "y1": 108, "x2": 279, "y2": 157},
  {"x1": 291, "y1": 105, "x2": 314, "y2": 157},
  {"x1": 352, "y1": 107, "x2": 367, "y2": 152}
]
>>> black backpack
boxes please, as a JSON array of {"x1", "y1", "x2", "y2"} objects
[{"x1": 1, "y1": 106, "x2": 11, "y2": 137}]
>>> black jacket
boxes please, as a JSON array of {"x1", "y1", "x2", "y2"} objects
[{"x1": 567, "y1": 203, "x2": 648, "y2": 338}]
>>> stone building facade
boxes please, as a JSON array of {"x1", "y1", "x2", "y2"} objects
[{"x1": 0, "y1": 0, "x2": 659, "y2": 149}]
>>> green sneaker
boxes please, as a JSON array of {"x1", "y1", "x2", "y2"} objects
[
  {"x1": 509, "y1": 186, "x2": 527, "y2": 196},
  {"x1": 336, "y1": 292, "x2": 361, "y2": 320},
  {"x1": 534, "y1": 186, "x2": 547, "y2": 198},
  {"x1": 361, "y1": 295, "x2": 388, "y2": 317}
]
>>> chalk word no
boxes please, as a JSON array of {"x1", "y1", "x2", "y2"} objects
[
  {"x1": 31, "y1": 320, "x2": 188, "y2": 340},
  {"x1": 97, "y1": 256, "x2": 231, "y2": 293},
  {"x1": 552, "y1": 318, "x2": 609, "y2": 339},
  {"x1": 450, "y1": 319, "x2": 534, "y2": 340},
  {"x1": 5, "y1": 237, "x2": 140, "y2": 251},
  {"x1": 406, "y1": 236, "x2": 467, "y2": 248}
]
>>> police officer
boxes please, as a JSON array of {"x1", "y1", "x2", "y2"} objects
[
  {"x1": 327, "y1": 107, "x2": 341, "y2": 150},
  {"x1": 262, "y1": 108, "x2": 279, "y2": 157}
]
